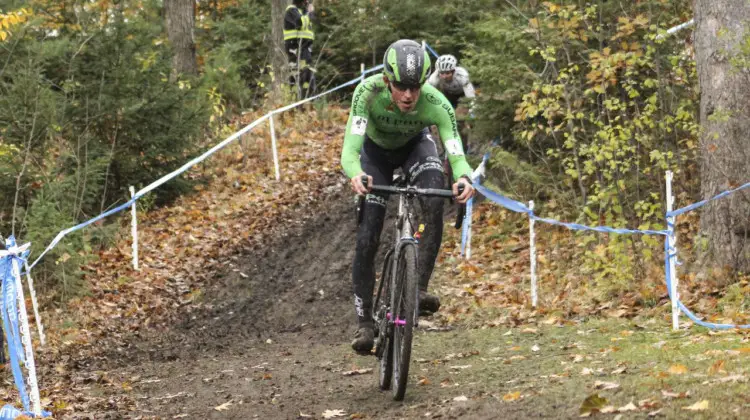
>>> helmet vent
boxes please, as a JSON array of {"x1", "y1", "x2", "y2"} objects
[{"x1": 406, "y1": 53, "x2": 417, "y2": 76}]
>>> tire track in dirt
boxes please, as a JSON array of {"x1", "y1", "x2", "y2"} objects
[
  {"x1": 70, "y1": 184, "x2": 397, "y2": 418},
  {"x1": 66, "y1": 184, "x2": 506, "y2": 419}
]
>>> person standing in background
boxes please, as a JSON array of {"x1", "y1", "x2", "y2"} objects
[{"x1": 283, "y1": 0, "x2": 316, "y2": 98}]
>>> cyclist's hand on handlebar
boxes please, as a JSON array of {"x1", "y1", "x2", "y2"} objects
[
  {"x1": 351, "y1": 172, "x2": 372, "y2": 196},
  {"x1": 452, "y1": 177, "x2": 475, "y2": 204}
]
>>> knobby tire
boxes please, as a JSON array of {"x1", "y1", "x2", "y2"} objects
[
  {"x1": 391, "y1": 242, "x2": 418, "y2": 401},
  {"x1": 374, "y1": 250, "x2": 394, "y2": 390}
]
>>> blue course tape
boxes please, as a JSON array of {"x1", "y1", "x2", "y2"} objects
[
  {"x1": 474, "y1": 184, "x2": 669, "y2": 236},
  {"x1": 1, "y1": 237, "x2": 31, "y2": 412},
  {"x1": 460, "y1": 153, "x2": 490, "y2": 256},
  {"x1": 461, "y1": 197, "x2": 473, "y2": 257},
  {"x1": 0, "y1": 405, "x2": 33, "y2": 420},
  {"x1": 530, "y1": 216, "x2": 669, "y2": 236},
  {"x1": 29, "y1": 199, "x2": 135, "y2": 269},
  {"x1": 27, "y1": 62, "x2": 387, "y2": 269},
  {"x1": 0, "y1": 241, "x2": 51, "y2": 418},
  {"x1": 474, "y1": 184, "x2": 534, "y2": 215},
  {"x1": 424, "y1": 43, "x2": 440, "y2": 59},
  {"x1": 664, "y1": 225, "x2": 750, "y2": 330},
  {"x1": 667, "y1": 180, "x2": 750, "y2": 217},
  {"x1": 0, "y1": 404, "x2": 49, "y2": 420},
  {"x1": 362, "y1": 64, "x2": 385, "y2": 76}
]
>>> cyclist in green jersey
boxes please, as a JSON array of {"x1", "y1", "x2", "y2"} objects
[{"x1": 340, "y1": 39, "x2": 476, "y2": 354}]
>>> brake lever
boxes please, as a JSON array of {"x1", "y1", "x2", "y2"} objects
[
  {"x1": 454, "y1": 184, "x2": 466, "y2": 229},
  {"x1": 356, "y1": 175, "x2": 369, "y2": 226}
]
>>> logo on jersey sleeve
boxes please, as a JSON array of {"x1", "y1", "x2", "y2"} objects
[
  {"x1": 444, "y1": 139, "x2": 464, "y2": 156},
  {"x1": 351, "y1": 116, "x2": 368, "y2": 136},
  {"x1": 425, "y1": 92, "x2": 442, "y2": 105}
]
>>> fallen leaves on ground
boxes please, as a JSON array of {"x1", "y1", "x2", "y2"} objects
[
  {"x1": 580, "y1": 393, "x2": 608, "y2": 417},
  {"x1": 502, "y1": 391, "x2": 522, "y2": 402},
  {"x1": 342, "y1": 368, "x2": 373, "y2": 376},
  {"x1": 32, "y1": 107, "x2": 351, "y2": 414},
  {"x1": 321, "y1": 409, "x2": 347, "y2": 418},
  {"x1": 214, "y1": 401, "x2": 233, "y2": 411},
  {"x1": 683, "y1": 400, "x2": 709, "y2": 411},
  {"x1": 662, "y1": 390, "x2": 691, "y2": 399},
  {"x1": 618, "y1": 402, "x2": 638, "y2": 412},
  {"x1": 668, "y1": 364, "x2": 688, "y2": 375},
  {"x1": 593, "y1": 381, "x2": 620, "y2": 390}
]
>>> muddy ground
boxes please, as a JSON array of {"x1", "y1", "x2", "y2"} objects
[
  {"x1": 60, "y1": 184, "x2": 504, "y2": 419},
  {"x1": 48, "y1": 182, "x2": 750, "y2": 420}
]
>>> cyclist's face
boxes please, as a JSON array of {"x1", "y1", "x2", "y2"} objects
[
  {"x1": 387, "y1": 78, "x2": 421, "y2": 112},
  {"x1": 439, "y1": 70, "x2": 455, "y2": 82}
]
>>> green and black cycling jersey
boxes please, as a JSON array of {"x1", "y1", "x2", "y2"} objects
[{"x1": 340, "y1": 74, "x2": 473, "y2": 181}]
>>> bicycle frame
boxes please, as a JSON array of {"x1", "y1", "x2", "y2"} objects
[
  {"x1": 360, "y1": 175, "x2": 465, "y2": 399},
  {"x1": 361, "y1": 176, "x2": 465, "y2": 336}
]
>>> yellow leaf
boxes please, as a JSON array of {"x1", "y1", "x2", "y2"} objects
[
  {"x1": 668, "y1": 364, "x2": 688, "y2": 375},
  {"x1": 580, "y1": 393, "x2": 608, "y2": 417},
  {"x1": 708, "y1": 360, "x2": 725, "y2": 375},
  {"x1": 503, "y1": 391, "x2": 522, "y2": 402},
  {"x1": 683, "y1": 400, "x2": 709, "y2": 411}
]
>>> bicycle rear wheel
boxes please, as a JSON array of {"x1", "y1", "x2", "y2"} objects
[
  {"x1": 374, "y1": 250, "x2": 394, "y2": 390},
  {"x1": 391, "y1": 242, "x2": 418, "y2": 401}
]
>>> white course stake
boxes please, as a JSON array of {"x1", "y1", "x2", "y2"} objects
[
  {"x1": 23, "y1": 261, "x2": 45, "y2": 346},
  {"x1": 529, "y1": 201, "x2": 538, "y2": 308},
  {"x1": 10, "y1": 254, "x2": 42, "y2": 416},
  {"x1": 130, "y1": 186, "x2": 139, "y2": 271},
  {"x1": 665, "y1": 171, "x2": 679, "y2": 330},
  {"x1": 269, "y1": 113, "x2": 281, "y2": 181},
  {"x1": 465, "y1": 198, "x2": 473, "y2": 260},
  {"x1": 360, "y1": 63, "x2": 365, "y2": 83}
]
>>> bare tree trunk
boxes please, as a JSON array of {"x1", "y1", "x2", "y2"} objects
[
  {"x1": 270, "y1": 0, "x2": 289, "y2": 103},
  {"x1": 694, "y1": 0, "x2": 750, "y2": 271},
  {"x1": 165, "y1": 0, "x2": 198, "y2": 77}
]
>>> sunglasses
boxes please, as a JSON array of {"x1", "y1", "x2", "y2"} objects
[
  {"x1": 391, "y1": 81, "x2": 422, "y2": 92},
  {"x1": 439, "y1": 70, "x2": 455, "y2": 75}
]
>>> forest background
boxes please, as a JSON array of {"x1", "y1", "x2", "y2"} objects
[{"x1": 2, "y1": 0, "x2": 746, "y2": 323}]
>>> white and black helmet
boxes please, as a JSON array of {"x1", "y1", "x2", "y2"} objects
[{"x1": 436, "y1": 54, "x2": 457, "y2": 72}]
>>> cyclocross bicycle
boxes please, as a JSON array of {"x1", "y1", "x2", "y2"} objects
[{"x1": 358, "y1": 174, "x2": 465, "y2": 401}]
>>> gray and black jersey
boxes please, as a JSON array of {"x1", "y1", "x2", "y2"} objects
[{"x1": 427, "y1": 66, "x2": 475, "y2": 109}]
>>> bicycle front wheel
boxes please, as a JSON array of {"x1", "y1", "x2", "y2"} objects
[
  {"x1": 391, "y1": 242, "x2": 419, "y2": 401},
  {"x1": 374, "y1": 250, "x2": 394, "y2": 390}
]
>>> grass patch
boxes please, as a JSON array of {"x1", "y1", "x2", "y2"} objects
[{"x1": 409, "y1": 319, "x2": 750, "y2": 418}]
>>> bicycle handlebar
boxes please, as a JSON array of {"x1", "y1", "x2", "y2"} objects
[
  {"x1": 358, "y1": 176, "x2": 466, "y2": 229},
  {"x1": 369, "y1": 184, "x2": 455, "y2": 198}
]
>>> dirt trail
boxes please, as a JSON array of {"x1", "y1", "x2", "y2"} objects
[
  {"x1": 63, "y1": 185, "x2": 382, "y2": 417},
  {"x1": 61, "y1": 177, "x2": 520, "y2": 420},
  {"x1": 52, "y1": 180, "x2": 749, "y2": 420}
]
